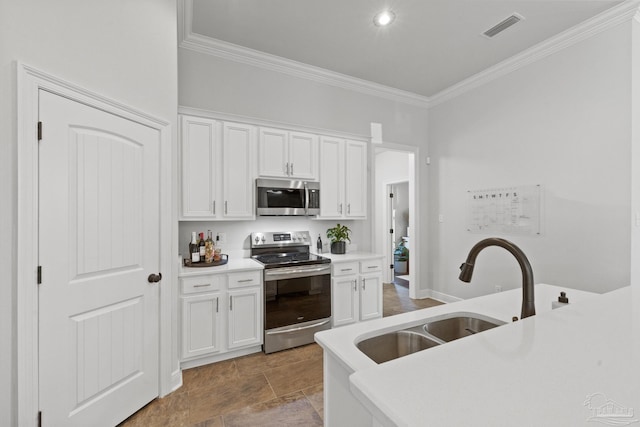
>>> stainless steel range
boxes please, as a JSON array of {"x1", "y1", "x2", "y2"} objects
[{"x1": 251, "y1": 231, "x2": 332, "y2": 353}]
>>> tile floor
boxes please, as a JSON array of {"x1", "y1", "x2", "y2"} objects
[{"x1": 119, "y1": 283, "x2": 443, "y2": 427}]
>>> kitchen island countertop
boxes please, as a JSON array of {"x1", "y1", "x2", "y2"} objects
[{"x1": 316, "y1": 284, "x2": 639, "y2": 426}]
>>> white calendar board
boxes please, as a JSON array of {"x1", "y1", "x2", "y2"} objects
[{"x1": 467, "y1": 185, "x2": 541, "y2": 235}]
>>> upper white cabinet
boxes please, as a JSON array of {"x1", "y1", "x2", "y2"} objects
[
  {"x1": 180, "y1": 115, "x2": 256, "y2": 220},
  {"x1": 258, "y1": 127, "x2": 317, "y2": 180},
  {"x1": 319, "y1": 137, "x2": 367, "y2": 219}
]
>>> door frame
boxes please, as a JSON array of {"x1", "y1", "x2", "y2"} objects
[
  {"x1": 16, "y1": 63, "x2": 176, "y2": 426},
  {"x1": 371, "y1": 143, "x2": 420, "y2": 299}
]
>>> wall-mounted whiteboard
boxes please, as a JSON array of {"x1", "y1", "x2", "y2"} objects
[{"x1": 467, "y1": 185, "x2": 541, "y2": 235}]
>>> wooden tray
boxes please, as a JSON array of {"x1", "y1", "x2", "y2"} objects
[{"x1": 183, "y1": 254, "x2": 228, "y2": 267}]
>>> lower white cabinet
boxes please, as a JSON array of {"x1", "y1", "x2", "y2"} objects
[
  {"x1": 228, "y1": 287, "x2": 261, "y2": 349},
  {"x1": 331, "y1": 257, "x2": 383, "y2": 327},
  {"x1": 180, "y1": 269, "x2": 262, "y2": 363}
]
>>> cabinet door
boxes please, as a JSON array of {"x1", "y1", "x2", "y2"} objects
[
  {"x1": 344, "y1": 140, "x2": 367, "y2": 218},
  {"x1": 332, "y1": 276, "x2": 358, "y2": 327},
  {"x1": 258, "y1": 127, "x2": 288, "y2": 178},
  {"x1": 181, "y1": 293, "x2": 221, "y2": 359},
  {"x1": 228, "y1": 287, "x2": 262, "y2": 349},
  {"x1": 181, "y1": 116, "x2": 217, "y2": 218},
  {"x1": 359, "y1": 273, "x2": 383, "y2": 321},
  {"x1": 319, "y1": 136, "x2": 344, "y2": 218},
  {"x1": 222, "y1": 122, "x2": 256, "y2": 219},
  {"x1": 289, "y1": 132, "x2": 317, "y2": 180}
]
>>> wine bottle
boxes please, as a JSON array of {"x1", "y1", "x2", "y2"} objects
[
  {"x1": 205, "y1": 230, "x2": 214, "y2": 263},
  {"x1": 190, "y1": 232, "x2": 200, "y2": 263},
  {"x1": 199, "y1": 232, "x2": 206, "y2": 259}
]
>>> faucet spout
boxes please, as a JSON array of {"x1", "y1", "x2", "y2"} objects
[{"x1": 459, "y1": 238, "x2": 535, "y2": 319}]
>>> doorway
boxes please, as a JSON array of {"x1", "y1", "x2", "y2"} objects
[
  {"x1": 388, "y1": 182, "x2": 410, "y2": 287},
  {"x1": 373, "y1": 146, "x2": 419, "y2": 299}
]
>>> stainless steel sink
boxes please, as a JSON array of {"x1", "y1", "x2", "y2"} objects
[
  {"x1": 422, "y1": 314, "x2": 505, "y2": 343},
  {"x1": 356, "y1": 330, "x2": 440, "y2": 364},
  {"x1": 356, "y1": 312, "x2": 506, "y2": 363}
]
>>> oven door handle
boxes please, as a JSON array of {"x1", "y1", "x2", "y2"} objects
[
  {"x1": 304, "y1": 182, "x2": 309, "y2": 215},
  {"x1": 264, "y1": 264, "x2": 331, "y2": 280},
  {"x1": 266, "y1": 319, "x2": 331, "y2": 336}
]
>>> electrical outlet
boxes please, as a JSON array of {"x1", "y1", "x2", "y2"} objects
[
  {"x1": 216, "y1": 232, "x2": 226, "y2": 245},
  {"x1": 495, "y1": 285, "x2": 503, "y2": 293}
]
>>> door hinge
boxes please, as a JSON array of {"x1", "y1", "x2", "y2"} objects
[
  {"x1": 38, "y1": 411, "x2": 42, "y2": 427},
  {"x1": 389, "y1": 264, "x2": 394, "y2": 269},
  {"x1": 37, "y1": 266, "x2": 42, "y2": 285},
  {"x1": 37, "y1": 121, "x2": 43, "y2": 141},
  {"x1": 389, "y1": 228, "x2": 394, "y2": 234},
  {"x1": 389, "y1": 192, "x2": 394, "y2": 198}
]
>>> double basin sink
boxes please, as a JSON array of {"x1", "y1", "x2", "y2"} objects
[{"x1": 356, "y1": 312, "x2": 506, "y2": 364}]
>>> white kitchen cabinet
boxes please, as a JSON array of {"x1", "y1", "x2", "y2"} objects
[
  {"x1": 331, "y1": 257, "x2": 383, "y2": 327},
  {"x1": 332, "y1": 275, "x2": 358, "y2": 327},
  {"x1": 180, "y1": 115, "x2": 217, "y2": 218},
  {"x1": 179, "y1": 266, "x2": 263, "y2": 366},
  {"x1": 258, "y1": 127, "x2": 317, "y2": 180},
  {"x1": 318, "y1": 137, "x2": 367, "y2": 219},
  {"x1": 181, "y1": 292, "x2": 221, "y2": 359},
  {"x1": 222, "y1": 122, "x2": 256, "y2": 219},
  {"x1": 228, "y1": 287, "x2": 262, "y2": 349},
  {"x1": 180, "y1": 115, "x2": 256, "y2": 220}
]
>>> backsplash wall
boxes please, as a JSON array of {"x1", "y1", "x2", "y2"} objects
[{"x1": 178, "y1": 218, "x2": 370, "y2": 259}]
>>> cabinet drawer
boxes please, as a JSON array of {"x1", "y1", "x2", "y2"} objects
[
  {"x1": 181, "y1": 274, "x2": 225, "y2": 295},
  {"x1": 228, "y1": 270, "x2": 262, "y2": 289},
  {"x1": 360, "y1": 259, "x2": 383, "y2": 274},
  {"x1": 332, "y1": 262, "x2": 359, "y2": 276}
]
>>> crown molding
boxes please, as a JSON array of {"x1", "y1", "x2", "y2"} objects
[
  {"x1": 177, "y1": 0, "x2": 431, "y2": 108},
  {"x1": 178, "y1": 0, "x2": 639, "y2": 110},
  {"x1": 429, "y1": 0, "x2": 640, "y2": 107}
]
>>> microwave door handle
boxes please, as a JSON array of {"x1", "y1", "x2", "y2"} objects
[{"x1": 304, "y1": 183, "x2": 309, "y2": 215}]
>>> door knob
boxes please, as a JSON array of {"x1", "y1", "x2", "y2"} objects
[{"x1": 148, "y1": 273, "x2": 162, "y2": 283}]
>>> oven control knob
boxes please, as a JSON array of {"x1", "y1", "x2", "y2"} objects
[
  {"x1": 254, "y1": 236, "x2": 260, "y2": 244},
  {"x1": 261, "y1": 236, "x2": 266, "y2": 243}
]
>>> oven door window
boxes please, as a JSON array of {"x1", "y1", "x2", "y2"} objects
[
  {"x1": 257, "y1": 187, "x2": 305, "y2": 209},
  {"x1": 264, "y1": 274, "x2": 331, "y2": 330}
]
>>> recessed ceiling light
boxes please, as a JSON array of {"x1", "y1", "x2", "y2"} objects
[{"x1": 373, "y1": 10, "x2": 395, "y2": 27}]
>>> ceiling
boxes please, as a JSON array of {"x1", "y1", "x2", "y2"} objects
[{"x1": 189, "y1": 0, "x2": 625, "y2": 98}]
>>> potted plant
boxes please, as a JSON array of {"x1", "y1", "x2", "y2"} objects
[{"x1": 326, "y1": 223, "x2": 351, "y2": 254}]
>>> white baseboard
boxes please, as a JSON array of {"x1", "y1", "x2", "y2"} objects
[{"x1": 415, "y1": 288, "x2": 463, "y2": 304}]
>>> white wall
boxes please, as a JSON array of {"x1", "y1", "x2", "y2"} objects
[
  {"x1": 178, "y1": 48, "x2": 430, "y2": 255},
  {"x1": 428, "y1": 22, "x2": 633, "y2": 300},
  {"x1": 0, "y1": 1, "x2": 178, "y2": 424}
]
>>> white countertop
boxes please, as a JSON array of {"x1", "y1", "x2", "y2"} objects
[
  {"x1": 317, "y1": 251, "x2": 384, "y2": 262},
  {"x1": 317, "y1": 284, "x2": 640, "y2": 426},
  {"x1": 178, "y1": 257, "x2": 263, "y2": 277}
]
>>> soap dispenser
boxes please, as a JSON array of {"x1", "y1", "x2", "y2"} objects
[
  {"x1": 317, "y1": 234, "x2": 323, "y2": 254},
  {"x1": 552, "y1": 291, "x2": 569, "y2": 309}
]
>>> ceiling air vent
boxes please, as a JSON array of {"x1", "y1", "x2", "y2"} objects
[{"x1": 482, "y1": 13, "x2": 524, "y2": 38}]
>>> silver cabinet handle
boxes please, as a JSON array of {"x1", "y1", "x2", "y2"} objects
[
  {"x1": 213, "y1": 200, "x2": 216, "y2": 215},
  {"x1": 347, "y1": 203, "x2": 351, "y2": 214},
  {"x1": 237, "y1": 279, "x2": 253, "y2": 283},
  {"x1": 363, "y1": 278, "x2": 366, "y2": 290},
  {"x1": 341, "y1": 268, "x2": 353, "y2": 272},
  {"x1": 291, "y1": 163, "x2": 294, "y2": 175},
  {"x1": 286, "y1": 162, "x2": 289, "y2": 175},
  {"x1": 229, "y1": 295, "x2": 233, "y2": 310},
  {"x1": 367, "y1": 266, "x2": 378, "y2": 269},
  {"x1": 193, "y1": 283, "x2": 211, "y2": 288},
  {"x1": 216, "y1": 298, "x2": 219, "y2": 313},
  {"x1": 225, "y1": 201, "x2": 228, "y2": 214},
  {"x1": 353, "y1": 280, "x2": 357, "y2": 291},
  {"x1": 339, "y1": 203, "x2": 343, "y2": 214}
]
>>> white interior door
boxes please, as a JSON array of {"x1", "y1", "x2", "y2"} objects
[{"x1": 38, "y1": 89, "x2": 160, "y2": 426}]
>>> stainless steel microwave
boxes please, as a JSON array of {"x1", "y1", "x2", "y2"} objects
[{"x1": 256, "y1": 178, "x2": 320, "y2": 216}]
